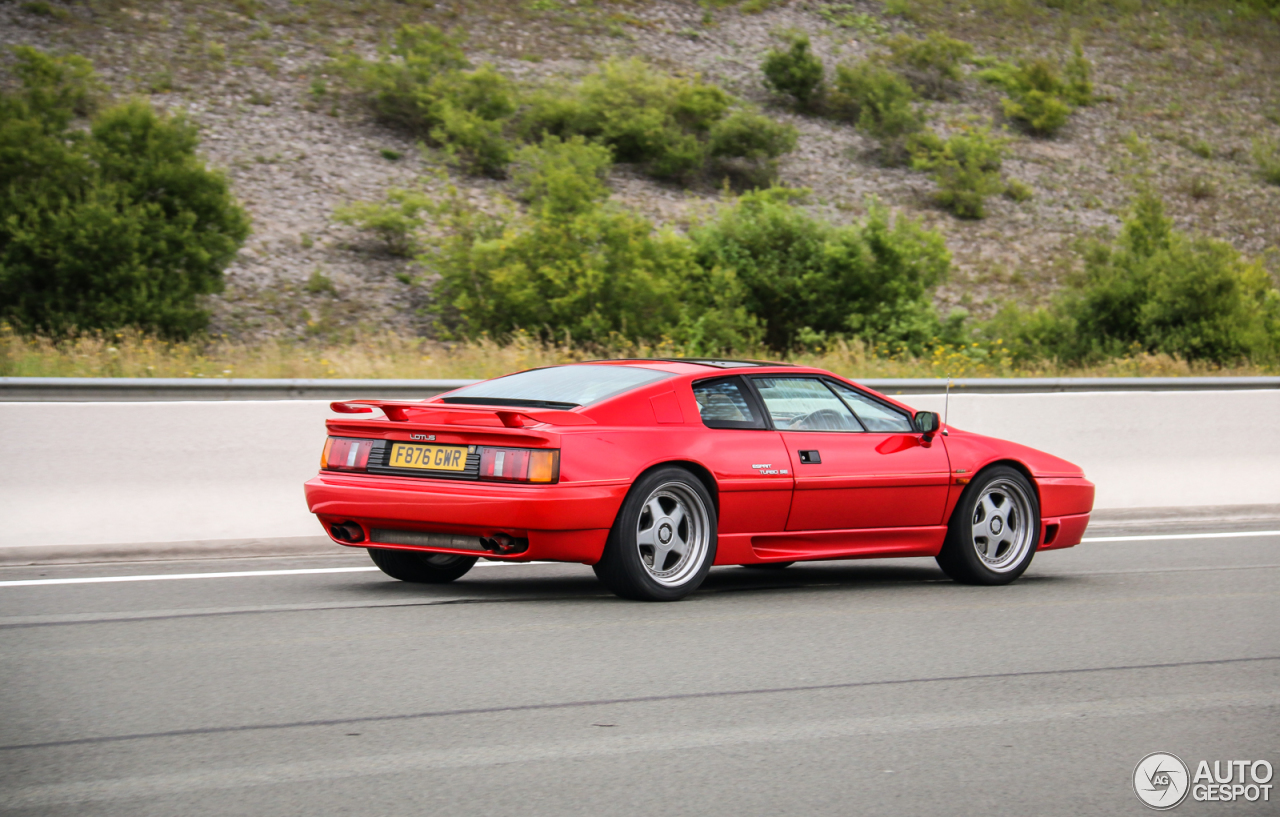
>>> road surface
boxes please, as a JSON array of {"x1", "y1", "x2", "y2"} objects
[{"x1": 1, "y1": 530, "x2": 1277, "y2": 815}]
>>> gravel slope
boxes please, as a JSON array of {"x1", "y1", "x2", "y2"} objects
[{"x1": 4, "y1": 0, "x2": 1278, "y2": 341}]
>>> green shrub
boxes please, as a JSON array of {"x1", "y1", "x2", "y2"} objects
[
  {"x1": 333, "y1": 189, "x2": 432, "y2": 256},
  {"x1": 884, "y1": 32, "x2": 973, "y2": 99},
  {"x1": 979, "y1": 45, "x2": 1093, "y2": 137},
  {"x1": 340, "y1": 25, "x2": 515, "y2": 176},
  {"x1": 910, "y1": 124, "x2": 1008, "y2": 219},
  {"x1": 427, "y1": 191, "x2": 759, "y2": 352},
  {"x1": 513, "y1": 135, "x2": 613, "y2": 217},
  {"x1": 1001, "y1": 88, "x2": 1071, "y2": 137},
  {"x1": 690, "y1": 188, "x2": 951, "y2": 352},
  {"x1": 761, "y1": 34, "x2": 825, "y2": 110},
  {"x1": 987, "y1": 192, "x2": 1280, "y2": 364},
  {"x1": 520, "y1": 58, "x2": 794, "y2": 183},
  {"x1": 1004, "y1": 177, "x2": 1034, "y2": 202},
  {"x1": 706, "y1": 108, "x2": 798, "y2": 187},
  {"x1": 1064, "y1": 39, "x2": 1094, "y2": 106},
  {"x1": 1254, "y1": 137, "x2": 1280, "y2": 185},
  {"x1": 0, "y1": 50, "x2": 249, "y2": 339},
  {"x1": 831, "y1": 59, "x2": 925, "y2": 142}
]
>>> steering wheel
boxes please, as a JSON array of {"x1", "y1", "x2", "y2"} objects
[{"x1": 791, "y1": 408, "x2": 849, "y2": 430}]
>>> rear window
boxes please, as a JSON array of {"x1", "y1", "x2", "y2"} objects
[{"x1": 441, "y1": 364, "x2": 673, "y2": 409}]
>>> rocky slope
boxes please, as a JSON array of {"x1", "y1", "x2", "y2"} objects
[{"x1": 4, "y1": 0, "x2": 1279, "y2": 341}]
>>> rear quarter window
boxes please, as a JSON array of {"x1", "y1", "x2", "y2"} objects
[{"x1": 692, "y1": 378, "x2": 766, "y2": 429}]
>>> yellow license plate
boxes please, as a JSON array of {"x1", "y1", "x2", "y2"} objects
[{"x1": 388, "y1": 443, "x2": 469, "y2": 472}]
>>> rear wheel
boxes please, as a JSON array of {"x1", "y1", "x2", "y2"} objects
[
  {"x1": 593, "y1": 467, "x2": 717, "y2": 601},
  {"x1": 936, "y1": 466, "x2": 1039, "y2": 585},
  {"x1": 368, "y1": 548, "x2": 477, "y2": 583}
]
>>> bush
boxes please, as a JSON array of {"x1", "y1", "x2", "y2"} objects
[
  {"x1": 979, "y1": 44, "x2": 1093, "y2": 137},
  {"x1": 707, "y1": 108, "x2": 798, "y2": 187},
  {"x1": 427, "y1": 191, "x2": 759, "y2": 352},
  {"x1": 761, "y1": 34, "x2": 825, "y2": 110},
  {"x1": 987, "y1": 192, "x2": 1280, "y2": 364},
  {"x1": 690, "y1": 188, "x2": 951, "y2": 352},
  {"x1": 333, "y1": 188, "x2": 432, "y2": 256},
  {"x1": 910, "y1": 124, "x2": 1008, "y2": 219},
  {"x1": 0, "y1": 49, "x2": 249, "y2": 338},
  {"x1": 1254, "y1": 137, "x2": 1280, "y2": 185},
  {"x1": 340, "y1": 24, "x2": 515, "y2": 176},
  {"x1": 1004, "y1": 177, "x2": 1034, "y2": 202},
  {"x1": 831, "y1": 59, "x2": 925, "y2": 161},
  {"x1": 1001, "y1": 87, "x2": 1071, "y2": 137},
  {"x1": 520, "y1": 58, "x2": 794, "y2": 183},
  {"x1": 1064, "y1": 39, "x2": 1094, "y2": 107},
  {"x1": 885, "y1": 32, "x2": 973, "y2": 99},
  {"x1": 513, "y1": 135, "x2": 613, "y2": 217}
]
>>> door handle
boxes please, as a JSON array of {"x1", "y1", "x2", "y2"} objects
[{"x1": 798, "y1": 450, "x2": 821, "y2": 464}]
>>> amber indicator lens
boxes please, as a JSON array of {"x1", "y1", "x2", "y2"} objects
[{"x1": 478, "y1": 447, "x2": 559, "y2": 483}]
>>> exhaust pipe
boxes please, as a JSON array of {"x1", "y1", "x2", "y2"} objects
[
  {"x1": 330, "y1": 521, "x2": 366, "y2": 543},
  {"x1": 480, "y1": 534, "x2": 528, "y2": 555}
]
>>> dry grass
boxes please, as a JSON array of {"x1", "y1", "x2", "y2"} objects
[{"x1": 3, "y1": 327, "x2": 1272, "y2": 381}]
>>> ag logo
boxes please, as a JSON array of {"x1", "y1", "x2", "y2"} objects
[{"x1": 1134, "y1": 752, "x2": 1190, "y2": 810}]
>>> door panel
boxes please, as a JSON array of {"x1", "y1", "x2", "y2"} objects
[{"x1": 782, "y1": 431, "x2": 951, "y2": 530}]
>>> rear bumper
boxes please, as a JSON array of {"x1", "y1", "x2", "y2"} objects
[{"x1": 304, "y1": 473, "x2": 629, "y2": 564}]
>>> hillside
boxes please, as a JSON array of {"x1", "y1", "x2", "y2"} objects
[{"x1": 4, "y1": 0, "x2": 1279, "y2": 345}]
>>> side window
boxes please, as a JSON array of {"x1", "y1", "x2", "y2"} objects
[
  {"x1": 752, "y1": 377, "x2": 864, "y2": 432},
  {"x1": 692, "y1": 377, "x2": 765, "y2": 429},
  {"x1": 828, "y1": 381, "x2": 914, "y2": 432}
]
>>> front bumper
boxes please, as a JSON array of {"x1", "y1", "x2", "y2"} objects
[
  {"x1": 1039, "y1": 512, "x2": 1090, "y2": 551},
  {"x1": 304, "y1": 472, "x2": 629, "y2": 564}
]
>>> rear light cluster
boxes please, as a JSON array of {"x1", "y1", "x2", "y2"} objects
[
  {"x1": 479, "y1": 447, "x2": 558, "y2": 483},
  {"x1": 321, "y1": 438, "x2": 373, "y2": 471},
  {"x1": 320, "y1": 438, "x2": 559, "y2": 483}
]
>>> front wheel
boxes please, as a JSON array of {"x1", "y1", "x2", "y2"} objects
[
  {"x1": 936, "y1": 466, "x2": 1040, "y2": 585},
  {"x1": 369, "y1": 548, "x2": 477, "y2": 583},
  {"x1": 593, "y1": 467, "x2": 717, "y2": 601}
]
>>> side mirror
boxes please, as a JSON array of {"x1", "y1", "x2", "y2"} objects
[{"x1": 915, "y1": 410, "x2": 940, "y2": 438}]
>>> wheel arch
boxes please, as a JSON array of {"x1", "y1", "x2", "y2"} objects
[
  {"x1": 631, "y1": 459, "x2": 720, "y2": 517},
  {"x1": 949, "y1": 458, "x2": 1043, "y2": 525}
]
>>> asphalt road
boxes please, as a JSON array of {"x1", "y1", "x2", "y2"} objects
[{"x1": 1, "y1": 531, "x2": 1277, "y2": 816}]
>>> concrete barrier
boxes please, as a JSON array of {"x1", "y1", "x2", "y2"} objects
[{"x1": 2, "y1": 389, "x2": 1277, "y2": 563}]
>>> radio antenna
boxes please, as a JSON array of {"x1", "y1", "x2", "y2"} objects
[{"x1": 944, "y1": 376, "x2": 952, "y2": 429}]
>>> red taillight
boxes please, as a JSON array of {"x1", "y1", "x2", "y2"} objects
[
  {"x1": 478, "y1": 447, "x2": 559, "y2": 483},
  {"x1": 321, "y1": 437, "x2": 374, "y2": 472}
]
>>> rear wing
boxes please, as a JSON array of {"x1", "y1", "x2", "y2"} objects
[{"x1": 330, "y1": 400, "x2": 595, "y2": 428}]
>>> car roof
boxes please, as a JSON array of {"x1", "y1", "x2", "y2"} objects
[{"x1": 578, "y1": 358, "x2": 800, "y2": 375}]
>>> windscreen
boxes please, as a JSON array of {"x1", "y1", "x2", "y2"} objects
[{"x1": 441, "y1": 365, "x2": 673, "y2": 408}]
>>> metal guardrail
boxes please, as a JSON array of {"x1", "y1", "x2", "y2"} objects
[{"x1": 1, "y1": 375, "x2": 1278, "y2": 401}]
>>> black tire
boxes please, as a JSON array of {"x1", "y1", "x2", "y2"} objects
[
  {"x1": 936, "y1": 465, "x2": 1040, "y2": 585},
  {"x1": 740, "y1": 562, "x2": 795, "y2": 570},
  {"x1": 593, "y1": 466, "x2": 718, "y2": 602},
  {"x1": 368, "y1": 548, "x2": 477, "y2": 583}
]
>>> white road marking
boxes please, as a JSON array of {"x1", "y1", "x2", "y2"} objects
[
  {"x1": 1, "y1": 530, "x2": 1276, "y2": 588},
  {"x1": 3, "y1": 689, "x2": 1276, "y2": 808},
  {"x1": 1082, "y1": 530, "x2": 1280, "y2": 543},
  {"x1": 0, "y1": 561, "x2": 550, "y2": 588}
]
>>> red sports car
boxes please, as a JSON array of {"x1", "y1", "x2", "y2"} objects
[{"x1": 304, "y1": 360, "x2": 1094, "y2": 601}]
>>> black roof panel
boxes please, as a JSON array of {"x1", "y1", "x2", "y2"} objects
[{"x1": 588, "y1": 358, "x2": 795, "y2": 369}]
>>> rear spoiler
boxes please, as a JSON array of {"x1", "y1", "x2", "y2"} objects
[{"x1": 330, "y1": 400, "x2": 595, "y2": 428}]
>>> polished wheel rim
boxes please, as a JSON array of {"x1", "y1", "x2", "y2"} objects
[
  {"x1": 970, "y1": 478, "x2": 1035, "y2": 572},
  {"x1": 635, "y1": 482, "x2": 711, "y2": 587}
]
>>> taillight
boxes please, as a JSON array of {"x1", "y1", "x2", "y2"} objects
[
  {"x1": 478, "y1": 447, "x2": 559, "y2": 483},
  {"x1": 321, "y1": 437, "x2": 374, "y2": 472}
]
